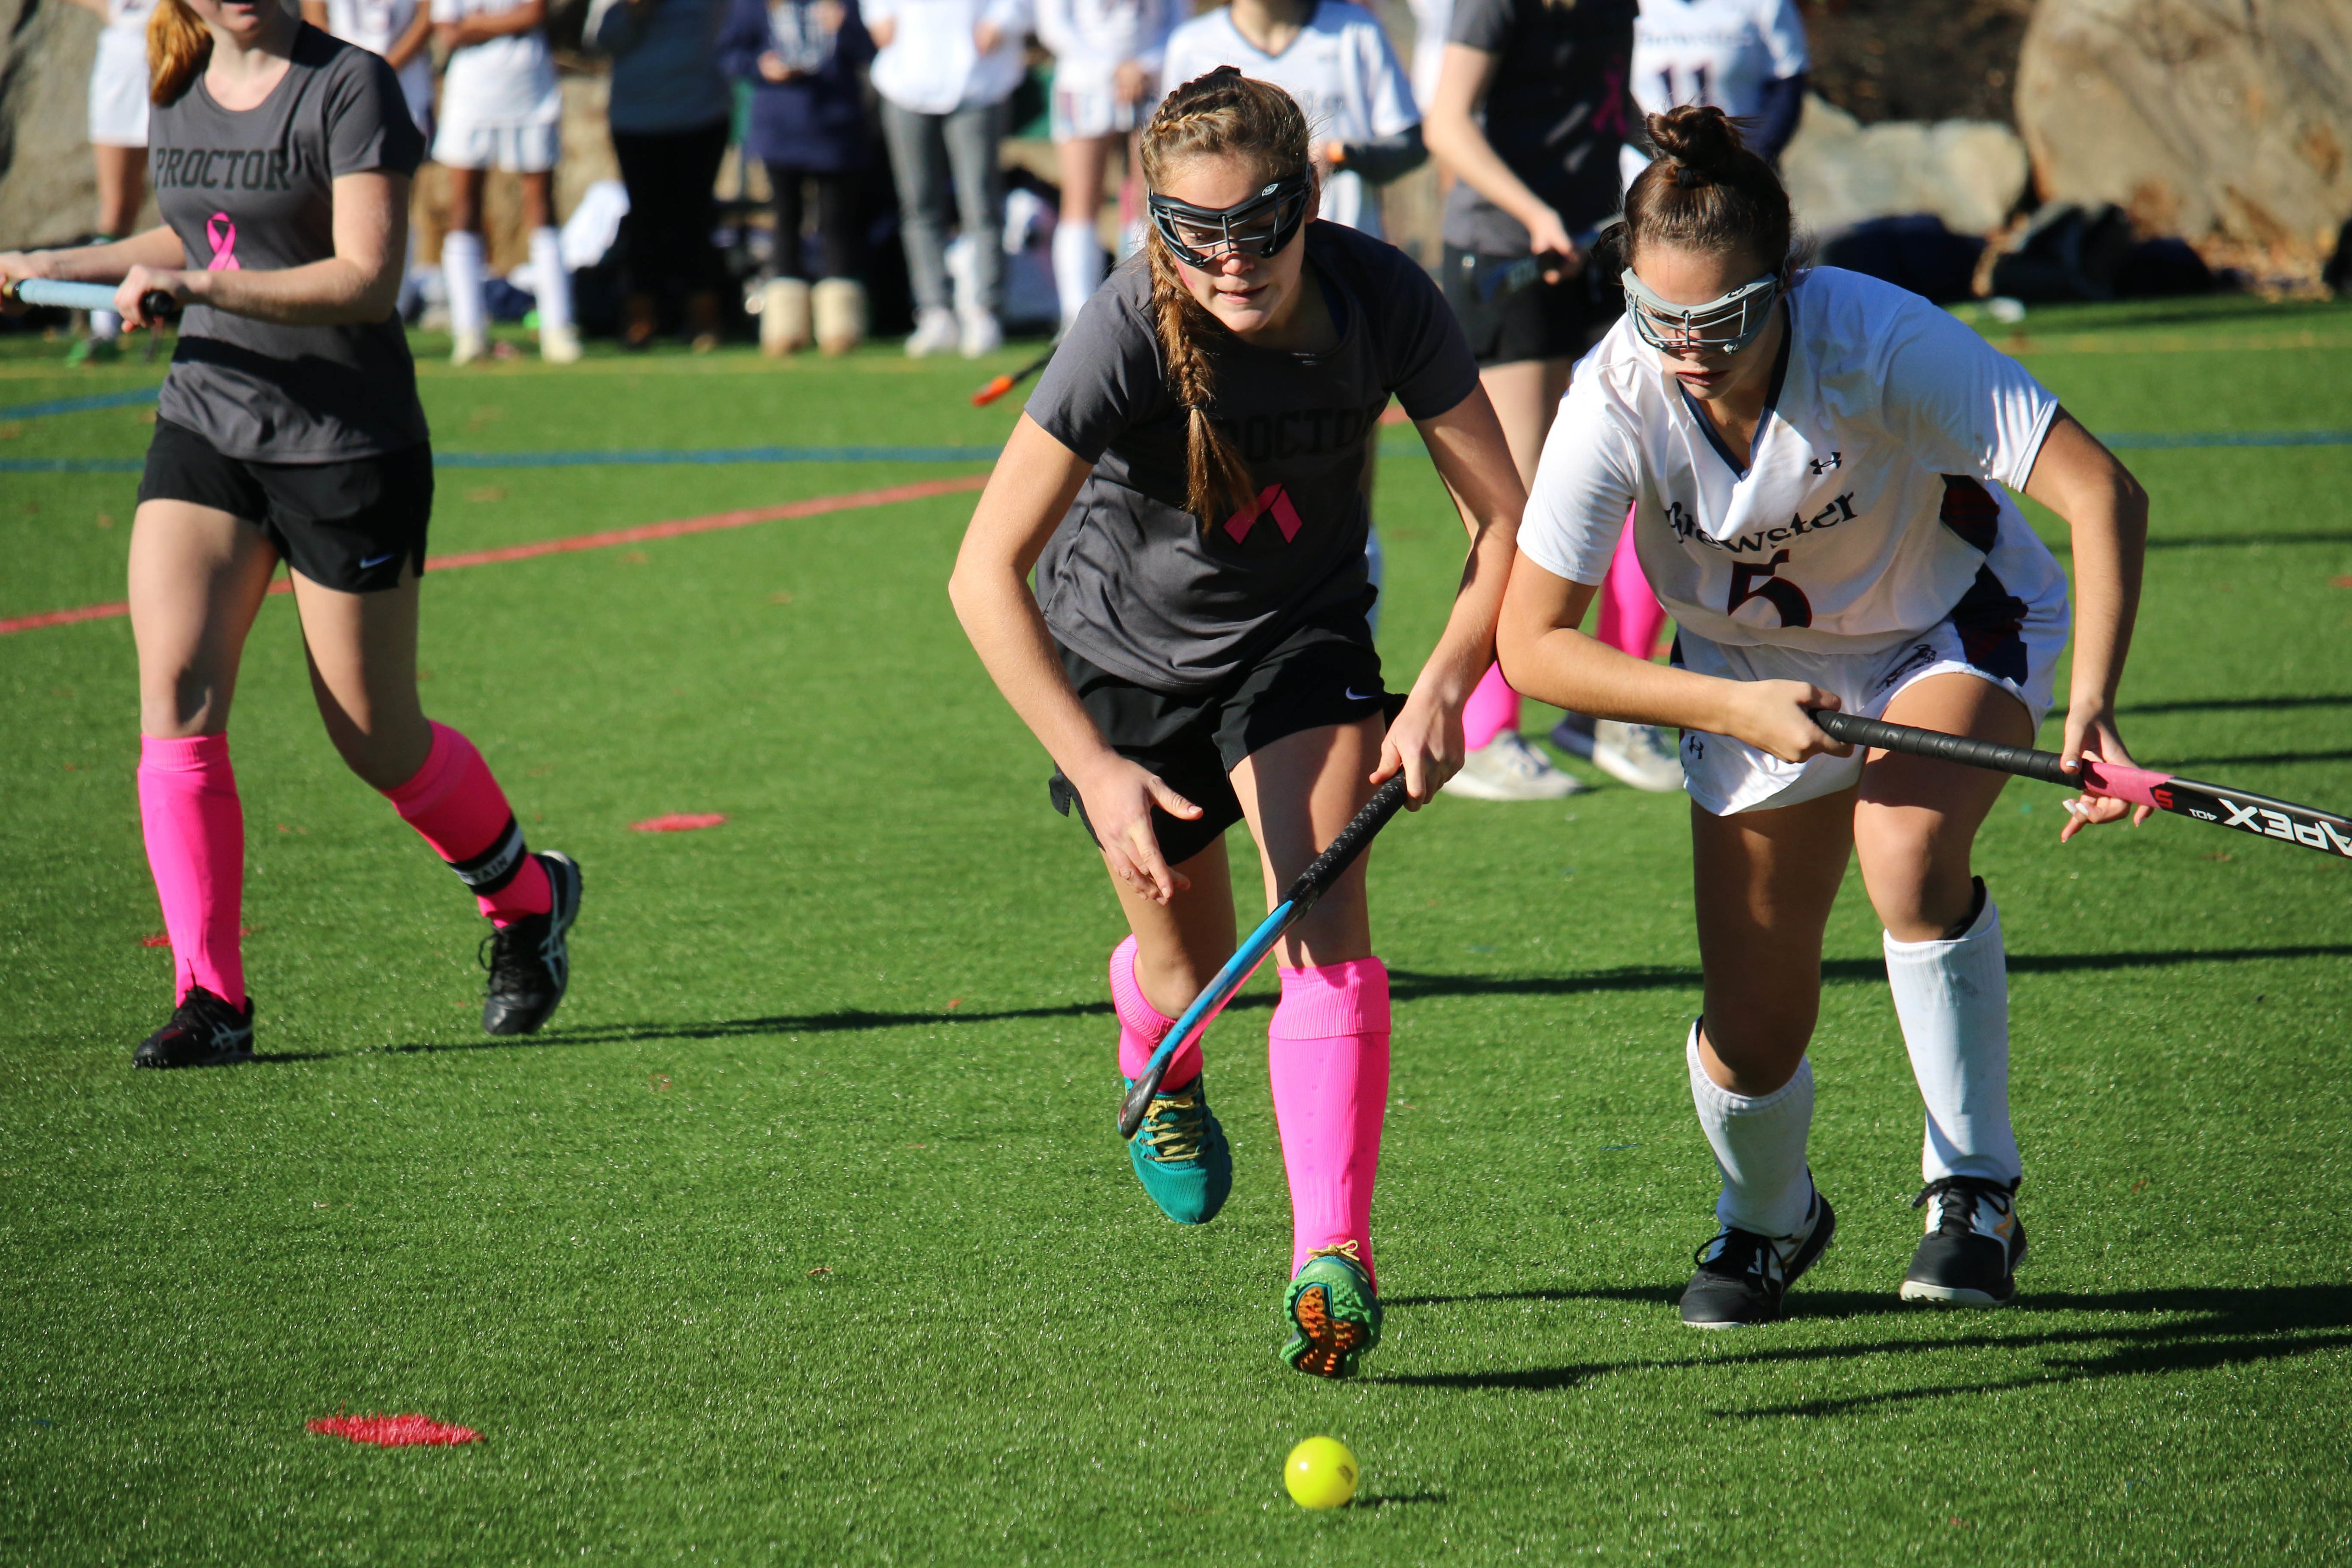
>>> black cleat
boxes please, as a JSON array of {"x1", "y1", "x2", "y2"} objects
[
  {"x1": 133, "y1": 985, "x2": 255, "y2": 1069},
  {"x1": 481, "y1": 851, "x2": 581, "y2": 1036},
  {"x1": 1679, "y1": 1189, "x2": 1836, "y2": 1328},
  {"x1": 1901, "y1": 1176, "x2": 2026, "y2": 1306}
]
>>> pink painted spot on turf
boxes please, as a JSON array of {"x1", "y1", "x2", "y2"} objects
[
  {"x1": 307, "y1": 1413, "x2": 481, "y2": 1447},
  {"x1": 633, "y1": 812, "x2": 728, "y2": 832}
]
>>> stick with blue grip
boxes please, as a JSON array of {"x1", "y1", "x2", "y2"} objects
[
  {"x1": 1116, "y1": 773, "x2": 1413, "y2": 1140},
  {"x1": 6, "y1": 277, "x2": 181, "y2": 322}
]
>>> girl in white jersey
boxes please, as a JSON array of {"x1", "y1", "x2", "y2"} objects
[
  {"x1": 1035, "y1": 0, "x2": 1186, "y2": 331},
  {"x1": 1499, "y1": 108, "x2": 2152, "y2": 1327},
  {"x1": 66, "y1": 0, "x2": 156, "y2": 362}
]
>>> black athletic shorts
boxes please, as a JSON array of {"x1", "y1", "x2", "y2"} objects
[
  {"x1": 1442, "y1": 245, "x2": 1623, "y2": 368},
  {"x1": 137, "y1": 418, "x2": 434, "y2": 594},
  {"x1": 1049, "y1": 601, "x2": 1404, "y2": 868}
]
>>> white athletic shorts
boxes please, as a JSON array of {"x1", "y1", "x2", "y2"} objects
[
  {"x1": 1673, "y1": 566, "x2": 2069, "y2": 816},
  {"x1": 432, "y1": 119, "x2": 560, "y2": 174},
  {"x1": 89, "y1": 26, "x2": 151, "y2": 147},
  {"x1": 1051, "y1": 84, "x2": 1145, "y2": 142}
]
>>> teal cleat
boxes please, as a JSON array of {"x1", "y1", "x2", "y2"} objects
[
  {"x1": 1282, "y1": 1243, "x2": 1382, "y2": 1379},
  {"x1": 1123, "y1": 1071, "x2": 1233, "y2": 1224}
]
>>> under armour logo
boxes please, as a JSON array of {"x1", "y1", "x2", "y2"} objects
[
  {"x1": 1809, "y1": 452, "x2": 1843, "y2": 474},
  {"x1": 1222, "y1": 484, "x2": 1305, "y2": 544}
]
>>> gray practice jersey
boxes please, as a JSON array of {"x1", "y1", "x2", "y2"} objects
[
  {"x1": 1028, "y1": 221, "x2": 1481, "y2": 693},
  {"x1": 151, "y1": 26, "x2": 428, "y2": 460}
]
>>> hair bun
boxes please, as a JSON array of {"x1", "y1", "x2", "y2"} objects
[{"x1": 1645, "y1": 105, "x2": 1748, "y2": 184}]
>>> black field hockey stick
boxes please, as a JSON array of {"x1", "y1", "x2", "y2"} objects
[
  {"x1": 1117, "y1": 773, "x2": 1412, "y2": 1140},
  {"x1": 9, "y1": 277, "x2": 181, "y2": 323},
  {"x1": 1808, "y1": 708, "x2": 2352, "y2": 860},
  {"x1": 970, "y1": 342, "x2": 1058, "y2": 407}
]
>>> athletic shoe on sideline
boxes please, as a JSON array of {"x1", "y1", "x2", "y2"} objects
[
  {"x1": 957, "y1": 306, "x2": 1002, "y2": 359},
  {"x1": 1124, "y1": 1071, "x2": 1233, "y2": 1224},
  {"x1": 481, "y1": 851, "x2": 582, "y2": 1036},
  {"x1": 1901, "y1": 1177, "x2": 2026, "y2": 1306},
  {"x1": 905, "y1": 306, "x2": 960, "y2": 358},
  {"x1": 1549, "y1": 711, "x2": 1597, "y2": 760},
  {"x1": 1283, "y1": 1243, "x2": 1382, "y2": 1378},
  {"x1": 540, "y1": 324, "x2": 582, "y2": 365},
  {"x1": 1679, "y1": 1188, "x2": 1836, "y2": 1328},
  {"x1": 1442, "y1": 730, "x2": 1585, "y2": 801},
  {"x1": 451, "y1": 329, "x2": 487, "y2": 367},
  {"x1": 1592, "y1": 720, "x2": 1686, "y2": 792},
  {"x1": 66, "y1": 335, "x2": 121, "y2": 368},
  {"x1": 133, "y1": 985, "x2": 255, "y2": 1069}
]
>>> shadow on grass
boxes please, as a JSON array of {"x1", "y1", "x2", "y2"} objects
[
  {"x1": 2111, "y1": 692, "x2": 2352, "y2": 718},
  {"x1": 1351, "y1": 1491, "x2": 1449, "y2": 1509},
  {"x1": 2154, "y1": 748, "x2": 2352, "y2": 769},
  {"x1": 1371, "y1": 1284, "x2": 2352, "y2": 1411}
]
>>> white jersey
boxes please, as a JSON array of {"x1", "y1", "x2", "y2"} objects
[
  {"x1": 323, "y1": 0, "x2": 435, "y2": 131},
  {"x1": 431, "y1": 0, "x2": 562, "y2": 131},
  {"x1": 1403, "y1": 0, "x2": 1450, "y2": 115},
  {"x1": 103, "y1": 0, "x2": 154, "y2": 33},
  {"x1": 1621, "y1": 0, "x2": 1807, "y2": 188},
  {"x1": 1521, "y1": 267, "x2": 2066, "y2": 657},
  {"x1": 1159, "y1": 0, "x2": 1417, "y2": 237},
  {"x1": 1037, "y1": 0, "x2": 1185, "y2": 96}
]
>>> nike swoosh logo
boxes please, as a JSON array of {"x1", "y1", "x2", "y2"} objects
[
  {"x1": 1345, "y1": 687, "x2": 1377, "y2": 702},
  {"x1": 359, "y1": 552, "x2": 397, "y2": 569}
]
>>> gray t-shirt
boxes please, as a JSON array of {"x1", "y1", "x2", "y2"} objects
[
  {"x1": 152, "y1": 26, "x2": 429, "y2": 461},
  {"x1": 1028, "y1": 221, "x2": 1481, "y2": 694},
  {"x1": 1443, "y1": 0, "x2": 1635, "y2": 255}
]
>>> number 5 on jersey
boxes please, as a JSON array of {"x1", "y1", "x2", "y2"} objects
[{"x1": 1727, "y1": 549, "x2": 1813, "y2": 628}]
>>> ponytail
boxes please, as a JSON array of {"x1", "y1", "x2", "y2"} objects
[
  {"x1": 1137, "y1": 67, "x2": 1314, "y2": 527},
  {"x1": 148, "y1": 0, "x2": 213, "y2": 106}
]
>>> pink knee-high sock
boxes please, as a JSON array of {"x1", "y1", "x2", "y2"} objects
[
  {"x1": 138, "y1": 735, "x2": 248, "y2": 1008},
  {"x1": 1111, "y1": 934, "x2": 1200, "y2": 1089},
  {"x1": 1593, "y1": 506, "x2": 1668, "y2": 662},
  {"x1": 1269, "y1": 958, "x2": 1391, "y2": 1288},
  {"x1": 1462, "y1": 663, "x2": 1521, "y2": 751},
  {"x1": 379, "y1": 722, "x2": 551, "y2": 925}
]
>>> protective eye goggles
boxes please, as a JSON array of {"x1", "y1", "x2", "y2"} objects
[
  {"x1": 1622, "y1": 266, "x2": 1782, "y2": 356},
  {"x1": 1148, "y1": 172, "x2": 1312, "y2": 269}
]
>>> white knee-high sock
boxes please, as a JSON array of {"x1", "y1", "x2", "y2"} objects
[
  {"x1": 1687, "y1": 1021, "x2": 1815, "y2": 1237},
  {"x1": 1051, "y1": 220, "x2": 1103, "y2": 330},
  {"x1": 443, "y1": 230, "x2": 486, "y2": 342},
  {"x1": 529, "y1": 226, "x2": 573, "y2": 337},
  {"x1": 1884, "y1": 886, "x2": 2021, "y2": 1186},
  {"x1": 91, "y1": 308, "x2": 123, "y2": 342}
]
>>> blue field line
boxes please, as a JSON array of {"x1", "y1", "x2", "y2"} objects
[
  {"x1": 0, "y1": 386, "x2": 162, "y2": 422},
  {"x1": 5, "y1": 428, "x2": 2349, "y2": 475}
]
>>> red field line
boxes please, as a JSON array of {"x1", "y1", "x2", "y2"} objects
[{"x1": 0, "y1": 474, "x2": 988, "y2": 637}]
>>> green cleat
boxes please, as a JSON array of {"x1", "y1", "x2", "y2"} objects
[
  {"x1": 1282, "y1": 1242, "x2": 1382, "y2": 1379},
  {"x1": 65, "y1": 335, "x2": 121, "y2": 367},
  {"x1": 1123, "y1": 1071, "x2": 1233, "y2": 1224}
]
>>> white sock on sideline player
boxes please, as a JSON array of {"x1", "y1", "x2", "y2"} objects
[
  {"x1": 1687, "y1": 1023, "x2": 1815, "y2": 1237},
  {"x1": 1052, "y1": 221, "x2": 1104, "y2": 332},
  {"x1": 527, "y1": 226, "x2": 576, "y2": 357},
  {"x1": 444, "y1": 229, "x2": 487, "y2": 356},
  {"x1": 1884, "y1": 890, "x2": 2022, "y2": 1186}
]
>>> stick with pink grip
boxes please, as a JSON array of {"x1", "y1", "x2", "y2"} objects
[{"x1": 1807, "y1": 709, "x2": 2352, "y2": 860}]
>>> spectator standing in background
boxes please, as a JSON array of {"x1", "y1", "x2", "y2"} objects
[
  {"x1": 1159, "y1": 0, "x2": 1424, "y2": 241},
  {"x1": 1622, "y1": 0, "x2": 1807, "y2": 192},
  {"x1": 64, "y1": 0, "x2": 155, "y2": 365},
  {"x1": 1421, "y1": 0, "x2": 1635, "y2": 800},
  {"x1": 303, "y1": 0, "x2": 436, "y2": 318},
  {"x1": 432, "y1": 0, "x2": 582, "y2": 364},
  {"x1": 1034, "y1": 0, "x2": 1184, "y2": 332},
  {"x1": 590, "y1": 0, "x2": 734, "y2": 351},
  {"x1": 865, "y1": 0, "x2": 1030, "y2": 359},
  {"x1": 1402, "y1": 0, "x2": 1447, "y2": 149},
  {"x1": 720, "y1": 0, "x2": 875, "y2": 356}
]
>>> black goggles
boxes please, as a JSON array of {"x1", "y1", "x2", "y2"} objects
[{"x1": 1147, "y1": 172, "x2": 1312, "y2": 268}]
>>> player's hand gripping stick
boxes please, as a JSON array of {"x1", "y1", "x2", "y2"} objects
[
  {"x1": 1806, "y1": 708, "x2": 2352, "y2": 860},
  {"x1": 8, "y1": 277, "x2": 182, "y2": 323},
  {"x1": 1116, "y1": 773, "x2": 1412, "y2": 1140}
]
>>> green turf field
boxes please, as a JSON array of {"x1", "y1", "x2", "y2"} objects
[{"x1": 4, "y1": 296, "x2": 2350, "y2": 1563}]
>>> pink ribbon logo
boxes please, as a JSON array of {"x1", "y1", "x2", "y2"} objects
[
  {"x1": 1593, "y1": 61, "x2": 1628, "y2": 140},
  {"x1": 1222, "y1": 484, "x2": 1306, "y2": 545},
  {"x1": 204, "y1": 212, "x2": 241, "y2": 272}
]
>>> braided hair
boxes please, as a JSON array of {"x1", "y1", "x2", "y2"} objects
[{"x1": 1137, "y1": 66, "x2": 1314, "y2": 526}]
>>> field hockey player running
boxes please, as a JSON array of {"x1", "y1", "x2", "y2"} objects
[
  {"x1": 951, "y1": 68, "x2": 1523, "y2": 1377},
  {"x1": 1497, "y1": 107, "x2": 2150, "y2": 1326},
  {"x1": 0, "y1": 0, "x2": 581, "y2": 1067}
]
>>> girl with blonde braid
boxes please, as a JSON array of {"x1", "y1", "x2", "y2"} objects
[{"x1": 951, "y1": 67, "x2": 1524, "y2": 1377}]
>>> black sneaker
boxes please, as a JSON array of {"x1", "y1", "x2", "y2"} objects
[
  {"x1": 1900, "y1": 1176, "x2": 2025, "y2": 1306},
  {"x1": 133, "y1": 985, "x2": 255, "y2": 1069},
  {"x1": 481, "y1": 851, "x2": 581, "y2": 1036},
  {"x1": 1679, "y1": 1189, "x2": 1836, "y2": 1328}
]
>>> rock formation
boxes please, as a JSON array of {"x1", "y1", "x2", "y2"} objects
[{"x1": 1782, "y1": 93, "x2": 2031, "y2": 239}]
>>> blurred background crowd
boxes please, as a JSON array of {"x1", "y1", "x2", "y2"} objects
[{"x1": 1, "y1": 0, "x2": 2346, "y2": 368}]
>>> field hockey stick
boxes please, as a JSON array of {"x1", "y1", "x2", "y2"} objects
[
  {"x1": 1117, "y1": 772, "x2": 1412, "y2": 1140},
  {"x1": 971, "y1": 342, "x2": 1057, "y2": 407},
  {"x1": 1476, "y1": 223, "x2": 1613, "y2": 306},
  {"x1": 9, "y1": 277, "x2": 181, "y2": 323},
  {"x1": 1808, "y1": 709, "x2": 2352, "y2": 861}
]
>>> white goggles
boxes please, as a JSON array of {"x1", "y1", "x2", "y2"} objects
[{"x1": 1622, "y1": 266, "x2": 1781, "y2": 355}]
